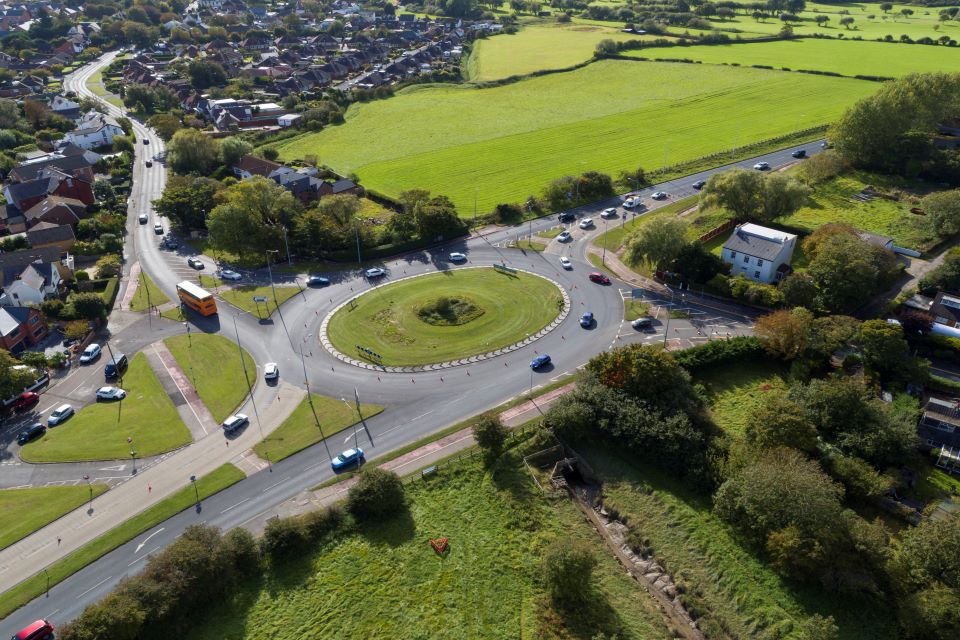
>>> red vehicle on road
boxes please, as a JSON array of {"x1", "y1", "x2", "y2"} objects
[
  {"x1": 13, "y1": 391, "x2": 39, "y2": 412},
  {"x1": 12, "y1": 619, "x2": 54, "y2": 640},
  {"x1": 588, "y1": 272, "x2": 611, "y2": 285}
]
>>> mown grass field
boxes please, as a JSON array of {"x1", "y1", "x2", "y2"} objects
[
  {"x1": 626, "y1": 37, "x2": 960, "y2": 77},
  {"x1": 253, "y1": 393, "x2": 384, "y2": 462},
  {"x1": 578, "y1": 443, "x2": 900, "y2": 640},
  {"x1": 275, "y1": 60, "x2": 875, "y2": 215},
  {"x1": 164, "y1": 333, "x2": 255, "y2": 423},
  {"x1": 185, "y1": 453, "x2": 672, "y2": 640},
  {"x1": 19, "y1": 353, "x2": 191, "y2": 462},
  {"x1": 327, "y1": 269, "x2": 562, "y2": 365},
  {"x1": 695, "y1": 358, "x2": 789, "y2": 437},
  {"x1": 0, "y1": 485, "x2": 108, "y2": 551},
  {"x1": 128, "y1": 270, "x2": 169, "y2": 312}
]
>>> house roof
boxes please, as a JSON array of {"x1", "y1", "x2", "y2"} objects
[
  {"x1": 9, "y1": 154, "x2": 91, "y2": 182},
  {"x1": 0, "y1": 306, "x2": 32, "y2": 337},
  {"x1": 932, "y1": 291, "x2": 960, "y2": 325},
  {"x1": 923, "y1": 396, "x2": 960, "y2": 428},
  {"x1": 0, "y1": 248, "x2": 68, "y2": 282},
  {"x1": 331, "y1": 178, "x2": 358, "y2": 193},
  {"x1": 853, "y1": 228, "x2": 894, "y2": 249},
  {"x1": 27, "y1": 222, "x2": 75, "y2": 246},
  {"x1": 234, "y1": 155, "x2": 283, "y2": 177},
  {"x1": 18, "y1": 263, "x2": 47, "y2": 290},
  {"x1": 722, "y1": 223, "x2": 796, "y2": 262},
  {"x1": 22, "y1": 195, "x2": 85, "y2": 223},
  {"x1": 5, "y1": 179, "x2": 49, "y2": 209}
]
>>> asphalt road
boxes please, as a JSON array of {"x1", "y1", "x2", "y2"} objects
[{"x1": 4, "y1": 53, "x2": 796, "y2": 633}]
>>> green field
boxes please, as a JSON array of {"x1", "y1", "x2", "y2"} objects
[
  {"x1": 128, "y1": 270, "x2": 170, "y2": 312},
  {"x1": 0, "y1": 485, "x2": 108, "y2": 551},
  {"x1": 275, "y1": 60, "x2": 875, "y2": 215},
  {"x1": 696, "y1": 359, "x2": 789, "y2": 437},
  {"x1": 626, "y1": 37, "x2": 960, "y2": 77},
  {"x1": 19, "y1": 353, "x2": 191, "y2": 462},
  {"x1": 253, "y1": 393, "x2": 385, "y2": 462},
  {"x1": 184, "y1": 453, "x2": 671, "y2": 640},
  {"x1": 327, "y1": 269, "x2": 562, "y2": 365},
  {"x1": 164, "y1": 333, "x2": 255, "y2": 423}
]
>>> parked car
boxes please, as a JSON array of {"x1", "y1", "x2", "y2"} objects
[
  {"x1": 530, "y1": 354, "x2": 552, "y2": 369},
  {"x1": 692, "y1": 180, "x2": 706, "y2": 190},
  {"x1": 632, "y1": 317, "x2": 654, "y2": 330},
  {"x1": 11, "y1": 619, "x2": 54, "y2": 640},
  {"x1": 218, "y1": 269, "x2": 242, "y2": 280},
  {"x1": 138, "y1": 213, "x2": 148, "y2": 224},
  {"x1": 187, "y1": 257, "x2": 204, "y2": 270},
  {"x1": 13, "y1": 391, "x2": 39, "y2": 412},
  {"x1": 62, "y1": 337, "x2": 77, "y2": 348},
  {"x1": 264, "y1": 362, "x2": 279, "y2": 381},
  {"x1": 449, "y1": 252, "x2": 467, "y2": 262},
  {"x1": 331, "y1": 447, "x2": 364, "y2": 471},
  {"x1": 557, "y1": 231, "x2": 572, "y2": 242},
  {"x1": 104, "y1": 353, "x2": 128, "y2": 380},
  {"x1": 161, "y1": 237, "x2": 179, "y2": 250},
  {"x1": 364, "y1": 267, "x2": 385, "y2": 279},
  {"x1": 791, "y1": 149, "x2": 807, "y2": 159},
  {"x1": 222, "y1": 413, "x2": 249, "y2": 434},
  {"x1": 589, "y1": 272, "x2": 611, "y2": 285},
  {"x1": 580, "y1": 311, "x2": 594, "y2": 328},
  {"x1": 154, "y1": 224, "x2": 163, "y2": 234},
  {"x1": 623, "y1": 196, "x2": 639, "y2": 208},
  {"x1": 307, "y1": 275, "x2": 330, "y2": 287},
  {"x1": 16, "y1": 423, "x2": 45, "y2": 446},
  {"x1": 753, "y1": 161, "x2": 770, "y2": 171},
  {"x1": 79, "y1": 343, "x2": 101, "y2": 364},
  {"x1": 600, "y1": 207, "x2": 617, "y2": 218},
  {"x1": 559, "y1": 256, "x2": 572, "y2": 270},
  {"x1": 578, "y1": 218, "x2": 594, "y2": 229},
  {"x1": 558, "y1": 211, "x2": 575, "y2": 223},
  {"x1": 96, "y1": 386, "x2": 127, "y2": 401},
  {"x1": 48, "y1": 403, "x2": 74, "y2": 426},
  {"x1": 652, "y1": 191, "x2": 668, "y2": 200}
]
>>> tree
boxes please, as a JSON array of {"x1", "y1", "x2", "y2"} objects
[
  {"x1": 96, "y1": 254, "x2": 121, "y2": 278},
  {"x1": 0, "y1": 350, "x2": 41, "y2": 400},
  {"x1": 755, "y1": 308, "x2": 813, "y2": 360},
  {"x1": 22, "y1": 99, "x2": 48, "y2": 128},
  {"x1": 473, "y1": 412, "x2": 508, "y2": 463},
  {"x1": 701, "y1": 169, "x2": 764, "y2": 221},
  {"x1": 780, "y1": 273, "x2": 818, "y2": 309},
  {"x1": 542, "y1": 539, "x2": 597, "y2": 607},
  {"x1": 317, "y1": 194, "x2": 361, "y2": 228},
  {"x1": 746, "y1": 395, "x2": 819, "y2": 453},
  {"x1": 623, "y1": 218, "x2": 688, "y2": 269},
  {"x1": 796, "y1": 615, "x2": 839, "y2": 640},
  {"x1": 167, "y1": 128, "x2": 219, "y2": 175},
  {"x1": 146, "y1": 113, "x2": 182, "y2": 141},
  {"x1": 839, "y1": 16, "x2": 855, "y2": 28},
  {"x1": 153, "y1": 176, "x2": 221, "y2": 230},
  {"x1": 69, "y1": 292, "x2": 107, "y2": 320},
  {"x1": 93, "y1": 180, "x2": 116, "y2": 204},
  {"x1": 112, "y1": 135, "x2": 134, "y2": 153},
  {"x1": 858, "y1": 318, "x2": 908, "y2": 375},
  {"x1": 0, "y1": 98, "x2": 26, "y2": 130},
  {"x1": 63, "y1": 320, "x2": 90, "y2": 341},
  {"x1": 188, "y1": 59, "x2": 227, "y2": 90},
  {"x1": 218, "y1": 136, "x2": 253, "y2": 168},
  {"x1": 922, "y1": 189, "x2": 960, "y2": 237},
  {"x1": 615, "y1": 166, "x2": 647, "y2": 191},
  {"x1": 346, "y1": 468, "x2": 406, "y2": 520},
  {"x1": 585, "y1": 344, "x2": 698, "y2": 415},
  {"x1": 207, "y1": 177, "x2": 298, "y2": 257},
  {"x1": 414, "y1": 195, "x2": 464, "y2": 240},
  {"x1": 399, "y1": 189, "x2": 431, "y2": 214},
  {"x1": 760, "y1": 173, "x2": 810, "y2": 222},
  {"x1": 671, "y1": 242, "x2": 725, "y2": 284},
  {"x1": 880, "y1": 2, "x2": 892, "y2": 12},
  {"x1": 815, "y1": 15, "x2": 829, "y2": 26},
  {"x1": 806, "y1": 232, "x2": 891, "y2": 313}
]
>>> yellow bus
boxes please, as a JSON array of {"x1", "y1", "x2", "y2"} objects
[{"x1": 176, "y1": 281, "x2": 217, "y2": 316}]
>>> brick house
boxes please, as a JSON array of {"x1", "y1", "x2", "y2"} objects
[{"x1": 0, "y1": 306, "x2": 47, "y2": 354}]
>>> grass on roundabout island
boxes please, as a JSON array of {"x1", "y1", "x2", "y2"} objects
[
  {"x1": 164, "y1": 333, "x2": 255, "y2": 424},
  {"x1": 0, "y1": 485, "x2": 109, "y2": 551},
  {"x1": 327, "y1": 268, "x2": 563, "y2": 366}
]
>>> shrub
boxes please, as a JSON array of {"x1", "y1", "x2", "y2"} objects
[
  {"x1": 672, "y1": 336, "x2": 765, "y2": 371},
  {"x1": 473, "y1": 412, "x2": 508, "y2": 464},
  {"x1": 346, "y1": 468, "x2": 406, "y2": 521},
  {"x1": 74, "y1": 270, "x2": 90, "y2": 282},
  {"x1": 260, "y1": 516, "x2": 309, "y2": 561}
]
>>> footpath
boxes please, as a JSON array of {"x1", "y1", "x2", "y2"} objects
[{"x1": 243, "y1": 382, "x2": 575, "y2": 534}]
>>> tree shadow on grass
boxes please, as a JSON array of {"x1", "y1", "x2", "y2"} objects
[
  {"x1": 357, "y1": 505, "x2": 416, "y2": 547},
  {"x1": 537, "y1": 590, "x2": 626, "y2": 640}
]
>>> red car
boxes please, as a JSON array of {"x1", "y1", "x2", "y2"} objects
[
  {"x1": 12, "y1": 619, "x2": 54, "y2": 640},
  {"x1": 588, "y1": 272, "x2": 611, "y2": 285},
  {"x1": 13, "y1": 391, "x2": 39, "y2": 412}
]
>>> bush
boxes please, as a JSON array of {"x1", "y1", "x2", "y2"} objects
[
  {"x1": 473, "y1": 412, "x2": 508, "y2": 464},
  {"x1": 346, "y1": 468, "x2": 406, "y2": 521},
  {"x1": 260, "y1": 516, "x2": 309, "y2": 561},
  {"x1": 74, "y1": 270, "x2": 90, "y2": 282},
  {"x1": 672, "y1": 336, "x2": 765, "y2": 371},
  {"x1": 542, "y1": 539, "x2": 597, "y2": 607},
  {"x1": 95, "y1": 254, "x2": 121, "y2": 278},
  {"x1": 728, "y1": 274, "x2": 785, "y2": 307}
]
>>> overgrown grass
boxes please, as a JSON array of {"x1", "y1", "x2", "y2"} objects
[
  {"x1": 624, "y1": 298, "x2": 650, "y2": 320},
  {"x1": 19, "y1": 353, "x2": 191, "y2": 462},
  {"x1": 163, "y1": 333, "x2": 255, "y2": 423},
  {"x1": 695, "y1": 358, "x2": 789, "y2": 437},
  {"x1": 0, "y1": 485, "x2": 109, "y2": 551},
  {"x1": 0, "y1": 463, "x2": 245, "y2": 620},
  {"x1": 253, "y1": 394, "x2": 385, "y2": 462},
  {"x1": 128, "y1": 270, "x2": 170, "y2": 312},
  {"x1": 199, "y1": 275, "x2": 301, "y2": 318}
]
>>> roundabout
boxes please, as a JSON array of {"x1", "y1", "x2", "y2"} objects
[{"x1": 323, "y1": 267, "x2": 570, "y2": 369}]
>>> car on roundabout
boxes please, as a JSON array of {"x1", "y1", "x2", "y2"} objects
[
  {"x1": 138, "y1": 213, "x2": 148, "y2": 224},
  {"x1": 449, "y1": 252, "x2": 467, "y2": 262},
  {"x1": 154, "y1": 224, "x2": 163, "y2": 235},
  {"x1": 222, "y1": 413, "x2": 249, "y2": 434},
  {"x1": 307, "y1": 275, "x2": 330, "y2": 286},
  {"x1": 652, "y1": 191, "x2": 668, "y2": 200},
  {"x1": 588, "y1": 272, "x2": 610, "y2": 285},
  {"x1": 600, "y1": 207, "x2": 617, "y2": 218},
  {"x1": 364, "y1": 267, "x2": 385, "y2": 279},
  {"x1": 530, "y1": 354, "x2": 551, "y2": 370},
  {"x1": 578, "y1": 218, "x2": 594, "y2": 229},
  {"x1": 580, "y1": 311, "x2": 594, "y2": 328},
  {"x1": 264, "y1": 362, "x2": 279, "y2": 381},
  {"x1": 557, "y1": 230, "x2": 572, "y2": 242},
  {"x1": 145, "y1": 160, "x2": 152, "y2": 168},
  {"x1": 96, "y1": 386, "x2": 127, "y2": 401},
  {"x1": 559, "y1": 256, "x2": 572, "y2": 270},
  {"x1": 218, "y1": 269, "x2": 242, "y2": 280},
  {"x1": 17, "y1": 423, "x2": 45, "y2": 446},
  {"x1": 692, "y1": 180, "x2": 706, "y2": 190},
  {"x1": 623, "y1": 196, "x2": 640, "y2": 208},
  {"x1": 331, "y1": 447, "x2": 364, "y2": 472}
]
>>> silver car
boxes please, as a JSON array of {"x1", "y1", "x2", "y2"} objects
[{"x1": 48, "y1": 404, "x2": 74, "y2": 426}]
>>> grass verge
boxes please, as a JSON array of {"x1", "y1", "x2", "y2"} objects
[
  {"x1": 19, "y1": 353, "x2": 191, "y2": 462},
  {"x1": 128, "y1": 270, "x2": 170, "y2": 312},
  {"x1": 624, "y1": 299, "x2": 650, "y2": 320},
  {"x1": 253, "y1": 394, "x2": 384, "y2": 462},
  {"x1": 514, "y1": 239, "x2": 546, "y2": 251},
  {"x1": 0, "y1": 464, "x2": 245, "y2": 620},
  {"x1": 0, "y1": 485, "x2": 109, "y2": 551},
  {"x1": 200, "y1": 275, "x2": 301, "y2": 318},
  {"x1": 163, "y1": 333, "x2": 255, "y2": 423}
]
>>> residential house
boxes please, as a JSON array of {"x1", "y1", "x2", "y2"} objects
[
  {"x1": 26, "y1": 221, "x2": 75, "y2": 250},
  {"x1": 918, "y1": 396, "x2": 960, "y2": 452},
  {"x1": 0, "y1": 255, "x2": 68, "y2": 307},
  {"x1": 232, "y1": 155, "x2": 283, "y2": 179},
  {"x1": 22, "y1": 195, "x2": 85, "y2": 229},
  {"x1": 930, "y1": 292, "x2": 960, "y2": 328},
  {"x1": 63, "y1": 111, "x2": 125, "y2": 150},
  {"x1": 721, "y1": 223, "x2": 797, "y2": 284},
  {"x1": 8, "y1": 153, "x2": 94, "y2": 183},
  {"x1": 278, "y1": 113, "x2": 301, "y2": 127},
  {"x1": 0, "y1": 306, "x2": 47, "y2": 353}
]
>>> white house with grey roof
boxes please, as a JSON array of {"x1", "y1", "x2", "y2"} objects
[
  {"x1": 721, "y1": 223, "x2": 797, "y2": 284},
  {"x1": 63, "y1": 111, "x2": 125, "y2": 150}
]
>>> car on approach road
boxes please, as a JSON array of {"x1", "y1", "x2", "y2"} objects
[
  {"x1": 589, "y1": 272, "x2": 611, "y2": 285},
  {"x1": 558, "y1": 211, "x2": 575, "y2": 223},
  {"x1": 530, "y1": 354, "x2": 552, "y2": 370},
  {"x1": 79, "y1": 343, "x2": 101, "y2": 364},
  {"x1": 161, "y1": 237, "x2": 179, "y2": 250},
  {"x1": 264, "y1": 362, "x2": 279, "y2": 381},
  {"x1": 96, "y1": 386, "x2": 127, "y2": 401},
  {"x1": 48, "y1": 403, "x2": 74, "y2": 426},
  {"x1": 11, "y1": 619, "x2": 54, "y2": 640},
  {"x1": 331, "y1": 447, "x2": 364, "y2": 472},
  {"x1": 578, "y1": 218, "x2": 594, "y2": 229},
  {"x1": 791, "y1": 149, "x2": 806, "y2": 158},
  {"x1": 307, "y1": 275, "x2": 330, "y2": 287},
  {"x1": 138, "y1": 213, "x2": 148, "y2": 224},
  {"x1": 632, "y1": 317, "x2": 654, "y2": 330},
  {"x1": 692, "y1": 180, "x2": 706, "y2": 190},
  {"x1": 559, "y1": 256, "x2": 572, "y2": 270},
  {"x1": 449, "y1": 252, "x2": 467, "y2": 262},
  {"x1": 154, "y1": 223, "x2": 163, "y2": 234},
  {"x1": 187, "y1": 257, "x2": 204, "y2": 270},
  {"x1": 218, "y1": 269, "x2": 242, "y2": 280},
  {"x1": 17, "y1": 423, "x2": 45, "y2": 446},
  {"x1": 652, "y1": 191, "x2": 668, "y2": 200},
  {"x1": 13, "y1": 391, "x2": 39, "y2": 412},
  {"x1": 580, "y1": 311, "x2": 594, "y2": 328},
  {"x1": 623, "y1": 196, "x2": 640, "y2": 208},
  {"x1": 364, "y1": 267, "x2": 385, "y2": 279},
  {"x1": 600, "y1": 207, "x2": 617, "y2": 219},
  {"x1": 557, "y1": 230, "x2": 572, "y2": 242},
  {"x1": 223, "y1": 413, "x2": 249, "y2": 434},
  {"x1": 143, "y1": 138, "x2": 149, "y2": 145},
  {"x1": 753, "y1": 161, "x2": 770, "y2": 171}
]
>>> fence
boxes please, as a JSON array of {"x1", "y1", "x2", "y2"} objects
[{"x1": 697, "y1": 219, "x2": 738, "y2": 244}]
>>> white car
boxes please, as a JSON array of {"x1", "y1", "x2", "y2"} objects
[
  {"x1": 222, "y1": 413, "x2": 249, "y2": 434},
  {"x1": 578, "y1": 218, "x2": 593, "y2": 229},
  {"x1": 48, "y1": 404, "x2": 74, "y2": 426},
  {"x1": 652, "y1": 192, "x2": 668, "y2": 200},
  {"x1": 264, "y1": 362, "x2": 279, "y2": 381},
  {"x1": 96, "y1": 386, "x2": 127, "y2": 401},
  {"x1": 138, "y1": 213, "x2": 148, "y2": 224},
  {"x1": 559, "y1": 257, "x2": 572, "y2": 270},
  {"x1": 753, "y1": 161, "x2": 770, "y2": 171},
  {"x1": 623, "y1": 197, "x2": 639, "y2": 208},
  {"x1": 557, "y1": 231, "x2": 572, "y2": 242},
  {"x1": 449, "y1": 252, "x2": 467, "y2": 263},
  {"x1": 79, "y1": 343, "x2": 101, "y2": 364},
  {"x1": 218, "y1": 269, "x2": 242, "y2": 280},
  {"x1": 154, "y1": 224, "x2": 163, "y2": 234},
  {"x1": 364, "y1": 267, "x2": 385, "y2": 278},
  {"x1": 600, "y1": 207, "x2": 617, "y2": 219}
]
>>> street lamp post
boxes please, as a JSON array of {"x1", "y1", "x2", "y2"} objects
[
  {"x1": 341, "y1": 396, "x2": 360, "y2": 457},
  {"x1": 602, "y1": 217, "x2": 608, "y2": 265},
  {"x1": 232, "y1": 313, "x2": 270, "y2": 471},
  {"x1": 300, "y1": 345, "x2": 331, "y2": 460},
  {"x1": 183, "y1": 322, "x2": 196, "y2": 388},
  {"x1": 190, "y1": 474, "x2": 199, "y2": 507},
  {"x1": 473, "y1": 188, "x2": 478, "y2": 233},
  {"x1": 265, "y1": 249, "x2": 280, "y2": 314},
  {"x1": 83, "y1": 474, "x2": 92, "y2": 509}
]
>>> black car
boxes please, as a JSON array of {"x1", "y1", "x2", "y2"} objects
[
  {"x1": 558, "y1": 212, "x2": 575, "y2": 223},
  {"x1": 692, "y1": 180, "x2": 706, "y2": 190},
  {"x1": 17, "y1": 423, "x2": 45, "y2": 445},
  {"x1": 791, "y1": 149, "x2": 806, "y2": 159},
  {"x1": 143, "y1": 138, "x2": 150, "y2": 145},
  {"x1": 105, "y1": 353, "x2": 128, "y2": 380},
  {"x1": 307, "y1": 275, "x2": 330, "y2": 287}
]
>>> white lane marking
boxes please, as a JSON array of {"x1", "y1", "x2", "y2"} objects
[
  {"x1": 220, "y1": 498, "x2": 250, "y2": 514},
  {"x1": 262, "y1": 477, "x2": 291, "y2": 493},
  {"x1": 44, "y1": 609, "x2": 60, "y2": 619},
  {"x1": 128, "y1": 547, "x2": 160, "y2": 567},
  {"x1": 76, "y1": 576, "x2": 113, "y2": 599},
  {"x1": 135, "y1": 528, "x2": 165, "y2": 554}
]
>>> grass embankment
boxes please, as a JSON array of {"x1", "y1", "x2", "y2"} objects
[
  {"x1": 0, "y1": 485, "x2": 109, "y2": 551},
  {"x1": 577, "y1": 443, "x2": 900, "y2": 640},
  {"x1": 275, "y1": 60, "x2": 874, "y2": 214},
  {"x1": 199, "y1": 275, "x2": 300, "y2": 318},
  {"x1": 695, "y1": 359, "x2": 790, "y2": 437},
  {"x1": 128, "y1": 270, "x2": 170, "y2": 312},
  {"x1": 327, "y1": 269, "x2": 562, "y2": 365},
  {"x1": 0, "y1": 464, "x2": 245, "y2": 620},
  {"x1": 164, "y1": 333, "x2": 255, "y2": 423},
  {"x1": 253, "y1": 393, "x2": 385, "y2": 462},
  {"x1": 19, "y1": 353, "x2": 191, "y2": 462},
  {"x1": 184, "y1": 452, "x2": 672, "y2": 640}
]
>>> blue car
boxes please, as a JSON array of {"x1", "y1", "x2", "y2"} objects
[
  {"x1": 307, "y1": 275, "x2": 330, "y2": 287},
  {"x1": 580, "y1": 312, "x2": 593, "y2": 328},
  {"x1": 331, "y1": 447, "x2": 364, "y2": 472},
  {"x1": 530, "y1": 354, "x2": 551, "y2": 369}
]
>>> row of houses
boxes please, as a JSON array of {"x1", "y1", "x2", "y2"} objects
[{"x1": 232, "y1": 155, "x2": 361, "y2": 202}]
